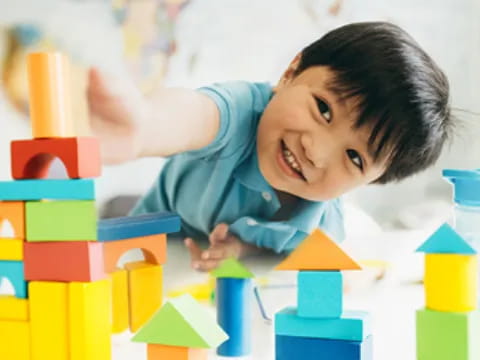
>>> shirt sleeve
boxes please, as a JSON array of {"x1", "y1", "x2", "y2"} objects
[
  {"x1": 229, "y1": 199, "x2": 345, "y2": 254},
  {"x1": 179, "y1": 81, "x2": 266, "y2": 160}
]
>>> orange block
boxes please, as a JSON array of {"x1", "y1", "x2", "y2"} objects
[
  {"x1": 0, "y1": 201, "x2": 25, "y2": 239},
  {"x1": 11, "y1": 137, "x2": 101, "y2": 180},
  {"x1": 24, "y1": 241, "x2": 106, "y2": 282},
  {"x1": 275, "y1": 229, "x2": 361, "y2": 271},
  {"x1": 103, "y1": 234, "x2": 166, "y2": 273},
  {"x1": 27, "y1": 52, "x2": 74, "y2": 138},
  {"x1": 147, "y1": 344, "x2": 207, "y2": 360}
]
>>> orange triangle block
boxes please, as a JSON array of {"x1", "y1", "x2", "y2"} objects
[{"x1": 275, "y1": 229, "x2": 362, "y2": 271}]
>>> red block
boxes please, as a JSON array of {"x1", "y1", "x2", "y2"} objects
[
  {"x1": 24, "y1": 241, "x2": 106, "y2": 282},
  {"x1": 11, "y1": 137, "x2": 101, "y2": 179}
]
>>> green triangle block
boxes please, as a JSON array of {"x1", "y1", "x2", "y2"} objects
[
  {"x1": 132, "y1": 294, "x2": 228, "y2": 348},
  {"x1": 211, "y1": 258, "x2": 254, "y2": 279}
]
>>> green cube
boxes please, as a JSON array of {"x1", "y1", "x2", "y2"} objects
[
  {"x1": 26, "y1": 200, "x2": 97, "y2": 241},
  {"x1": 417, "y1": 308, "x2": 480, "y2": 360}
]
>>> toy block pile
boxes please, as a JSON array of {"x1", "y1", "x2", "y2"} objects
[
  {"x1": 274, "y1": 229, "x2": 373, "y2": 360},
  {"x1": 0, "y1": 51, "x2": 180, "y2": 360},
  {"x1": 416, "y1": 223, "x2": 480, "y2": 360}
]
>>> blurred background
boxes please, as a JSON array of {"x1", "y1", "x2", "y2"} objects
[{"x1": 0, "y1": 0, "x2": 479, "y2": 235}]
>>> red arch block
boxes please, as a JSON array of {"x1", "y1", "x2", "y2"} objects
[
  {"x1": 11, "y1": 137, "x2": 101, "y2": 179},
  {"x1": 103, "y1": 234, "x2": 167, "y2": 273}
]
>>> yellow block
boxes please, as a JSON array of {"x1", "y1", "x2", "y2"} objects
[
  {"x1": 0, "y1": 238, "x2": 24, "y2": 260},
  {"x1": 125, "y1": 261, "x2": 163, "y2": 332},
  {"x1": 425, "y1": 254, "x2": 478, "y2": 312},
  {"x1": 30, "y1": 281, "x2": 68, "y2": 360},
  {"x1": 69, "y1": 279, "x2": 112, "y2": 360},
  {"x1": 0, "y1": 320, "x2": 30, "y2": 360},
  {"x1": 0, "y1": 296, "x2": 28, "y2": 320},
  {"x1": 110, "y1": 268, "x2": 129, "y2": 334}
]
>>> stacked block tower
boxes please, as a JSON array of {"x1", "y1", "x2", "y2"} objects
[
  {"x1": 274, "y1": 229, "x2": 373, "y2": 360},
  {"x1": 0, "y1": 52, "x2": 180, "y2": 360},
  {"x1": 416, "y1": 223, "x2": 480, "y2": 360}
]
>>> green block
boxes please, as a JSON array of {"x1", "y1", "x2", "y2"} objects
[
  {"x1": 26, "y1": 200, "x2": 97, "y2": 241},
  {"x1": 132, "y1": 294, "x2": 228, "y2": 348},
  {"x1": 211, "y1": 258, "x2": 254, "y2": 279},
  {"x1": 417, "y1": 308, "x2": 480, "y2": 360}
]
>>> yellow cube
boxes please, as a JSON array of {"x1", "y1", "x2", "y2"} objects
[
  {"x1": 425, "y1": 254, "x2": 477, "y2": 312},
  {"x1": 125, "y1": 261, "x2": 163, "y2": 332},
  {"x1": 110, "y1": 268, "x2": 129, "y2": 334},
  {"x1": 69, "y1": 279, "x2": 112, "y2": 360},
  {"x1": 0, "y1": 320, "x2": 30, "y2": 360},
  {"x1": 0, "y1": 296, "x2": 28, "y2": 320},
  {"x1": 0, "y1": 238, "x2": 24, "y2": 260}
]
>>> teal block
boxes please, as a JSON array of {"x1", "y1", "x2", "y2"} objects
[
  {"x1": 297, "y1": 271, "x2": 342, "y2": 318},
  {"x1": 0, "y1": 179, "x2": 95, "y2": 201},
  {"x1": 417, "y1": 308, "x2": 480, "y2": 360},
  {"x1": 275, "y1": 307, "x2": 370, "y2": 341},
  {"x1": 0, "y1": 261, "x2": 27, "y2": 298},
  {"x1": 416, "y1": 223, "x2": 476, "y2": 255}
]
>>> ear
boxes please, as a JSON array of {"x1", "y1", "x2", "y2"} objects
[{"x1": 274, "y1": 53, "x2": 302, "y2": 92}]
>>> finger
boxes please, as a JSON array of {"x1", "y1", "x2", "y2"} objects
[
  {"x1": 184, "y1": 238, "x2": 203, "y2": 262},
  {"x1": 192, "y1": 259, "x2": 221, "y2": 272},
  {"x1": 201, "y1": 247, "x2": 227, "y2": 260},
  {"x1": 87, "y1": 67, "x2": 112, "y2": 100},
  {"x1": 209, "y1": 223, "x2": 229, "y2": 245}
]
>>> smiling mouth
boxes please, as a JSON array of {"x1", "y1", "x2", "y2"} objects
[{"x1": 280, "y1": 140, "x2": 307, "y2": 181}]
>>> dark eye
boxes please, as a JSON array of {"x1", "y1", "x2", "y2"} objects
[
  {"x1": 347, "y1": 149, "x2": 363, "y2": 170},
  {"x1": 314, "y1": 97, "x2": 332, "y2": 122}
]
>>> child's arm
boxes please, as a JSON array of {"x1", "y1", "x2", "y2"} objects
[
  {"x1": 185, "y1": 224, "x2": 263, "y2": 272},
  {"x1": 87, "y1": 68, "x2": 220, "y2": 163}
]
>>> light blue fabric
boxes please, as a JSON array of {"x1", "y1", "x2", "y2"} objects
[{"x1": 131, "y1": 81, "x2": 344, "y2": 253}]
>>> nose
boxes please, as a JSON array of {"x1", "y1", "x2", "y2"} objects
[{"x1": 300, "y1": 132, "x2": 334, "y2": 169}]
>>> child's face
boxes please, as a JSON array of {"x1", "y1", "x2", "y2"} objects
[{"x1": 257, "y1": 62, "x2": 388, "y2": 202}]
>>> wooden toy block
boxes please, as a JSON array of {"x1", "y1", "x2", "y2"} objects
[
  {"x1": 26, "y1": 200, "x2": 97, "y2": 241},
  {"x1": 0, "y1": 260, "x2": 27, "y2": 298},
  {"x1": 276, "y1": 334, "x2": 373, "y2": 360},
  {"x1": 0, "y1": 238, "x2": 24, "y2": 260},
  {"x1": 110, "y1": 268, "x2": 129, "y2": 334},
  {"x1": 132, "y1": 294, "x2": 228, "y2": 348},
  {"x1": 69, "y1": 279, "x2": 112, "y2": 360},
  {"x1": 217, "y1": 278, "x2": 252, "y2": 357},
  {"x1": 0, "y1": 319, "x2": 31, "y2": 360},
  {"x1": 98, "y1": 212, "x2": 181, "y2": 241},
  {"x1": 30, "y1": 281, "x2": 68, "y2": 360},
  {"x1": 27, "y1": 52, "x2": 74, "y2": 138},
  {"x1": 276, "y1": 229, "x2": 361, "y2": 271},
  {"x1": 147, "y1": 344, "x2": 208, "y2": 360},
  {"x1": 24, "y1": 241, "x2": 106, "y2": 282},
  {"x1": 275, "y1": 307, "x2": 371, "y2": 341},
  {"x1": 424, "y1": 254, "x2": 477, "y2": 312},
  {"x1": 416, "y1": 308, "x2": 480, "y2": 360},
  {"x1": 103, "y1": 234, "x2": 166, "y2": 273},
  {"x1": 125, "y1": 261, "x2": 163, "y2": 333},
  {"x1": 297, "y1": 271, "x2": 343, "y2": 318},
  {"x1": 0, "y1": 201, "x2": 24, "y2": 238},
  {"x1": 417, "y1": 223, "x2": 477, "y2": 254},
  {"x1": 0, "y1": 296, "x2": 28, "y2": 320},
  {"x1": 11, "y1": 137, "x2": 101, "y2": 179},
  {"x1": 211, "y1": 258, "x2": 254, "y2": 279},
  {"x1": 0, "y1": 179, "x2": 95, "y2": 201}
]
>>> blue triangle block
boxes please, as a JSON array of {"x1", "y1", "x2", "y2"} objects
[{"x1": 416, "y1": 223, "x2": 477, "y2": 255}]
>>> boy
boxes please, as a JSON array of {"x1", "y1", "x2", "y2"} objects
[{"x1": 88, "y1": 22, "x2": 452, "y2": 271}]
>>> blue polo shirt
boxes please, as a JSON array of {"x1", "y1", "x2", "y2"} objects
[{"x1": 131, "y1": 81, "x2": 344, "y2": 253}]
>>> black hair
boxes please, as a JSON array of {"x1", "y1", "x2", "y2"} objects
[{"x1": 295, "y1": 22, "x2": 452, "y2": 184}]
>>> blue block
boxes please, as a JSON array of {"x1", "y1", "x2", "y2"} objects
[
  {"x1": 276, "y1": 335, "x2": 373, "y2": 360},
  {"x1": 0, "y1": 261, "x2": 27, "y2": 298},
  {"x1": 0, "y1": 179, "x2": 94, "y2": 200},
  {"x1": 275, "y1": 307, "x2": 370, "y2": 341},
  {"x1": 298, "y1": 271, "x2": 342, "y2": 318},
  {"x1": 97, "y1": 212, "x2": 181, "y2": 241},
  {"x1": 217, "y1": 278, "x2": 252, "y2": 357}
]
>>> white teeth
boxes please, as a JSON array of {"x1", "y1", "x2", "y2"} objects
[{"x1": 282, "y1": 148, "x2": 301, "y2": 173}]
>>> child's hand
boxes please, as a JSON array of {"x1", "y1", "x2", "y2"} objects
[
  {"x1": 87, "y1": 68, "x2": 146, "y2": 164},
  {"x1": 184, "y1": 223, "x2": 245, "y2": 272}
]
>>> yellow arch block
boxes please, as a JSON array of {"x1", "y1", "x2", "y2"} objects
[
  {"x1": 110, "y1": 268, "x2": 129, "y2": 334},
  {"x1": 425, "y1": 254, "x2": 477, "y2": 312}
]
